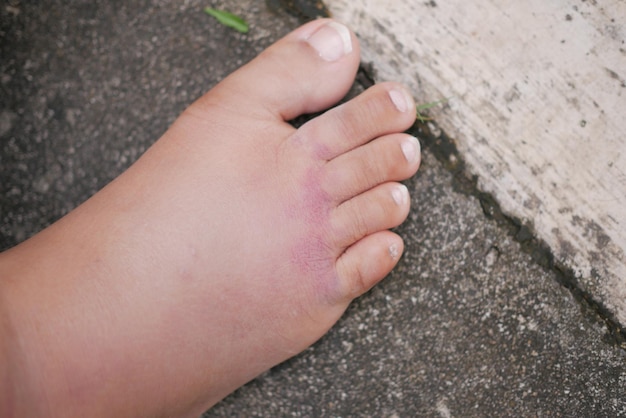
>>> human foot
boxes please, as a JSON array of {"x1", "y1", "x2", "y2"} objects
[{"x1": 0, "y1": 19, "x2": 419, "y2": 417}]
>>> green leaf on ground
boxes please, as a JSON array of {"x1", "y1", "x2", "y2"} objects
[
  {"x1": 416, "y1": 97, "x2": 451, "y2": 123},
  {"x1": 204, "y1": 8, "x2": 249, "y2": 33}
]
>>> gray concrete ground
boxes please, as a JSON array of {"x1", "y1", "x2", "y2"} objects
[{"x1": 1, "y1": 1, "x2": 625, "y2": 417}]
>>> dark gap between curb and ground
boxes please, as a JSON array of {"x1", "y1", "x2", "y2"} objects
[{"x1": 410, "y1": 116, "x2": 626, "y2": 351}]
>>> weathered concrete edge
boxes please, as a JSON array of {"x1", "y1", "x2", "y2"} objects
[
  {"x1": 406, "y1": 117, "x2": 626, "y2": 347},
  {"x1": 326, "y1": 0, "x2": 626, "y2": 328}
]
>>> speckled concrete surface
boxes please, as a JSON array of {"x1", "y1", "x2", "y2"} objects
[{"x1": 1, "y1": 1, "x2": 625, "y2": 417}]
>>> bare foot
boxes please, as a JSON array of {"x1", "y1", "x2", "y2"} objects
[{"x1": 0, "y1": 19, "x2": 419, "y2": 417}]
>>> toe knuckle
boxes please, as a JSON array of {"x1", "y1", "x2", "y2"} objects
[
  {"x1": 340, "y1": 259, "x2": 368, "y2": 299},
  {"x1": 350, "y1": 265, "x2": 369, "y2": 298},
  {"x1": 349, "y1": 206, "x2": 370, "y2": 241}
]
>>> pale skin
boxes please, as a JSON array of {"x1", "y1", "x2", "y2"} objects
[{"x1": 0, "y1": 19, "x2": 420, "y2": 417}]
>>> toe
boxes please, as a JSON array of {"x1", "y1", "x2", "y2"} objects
[
  {"x1": 295, "y1": 82, "x2": 416, "y2": 160},
  {"x1": 323, "y1": 134, "x2": 421, "y2": 203},
  {"x1": 334, "y1": 231, "x2": 404, "y2": 301},
  {"x1": 331, "y1": 182, "x2": 411, "y2": 249},
  {"x1": 197, "y1": 19, "x2": 361, "y2": 122}
]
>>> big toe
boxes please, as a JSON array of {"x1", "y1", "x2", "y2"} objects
[{"x1": 199, "y1": 19, "x2": 361, "y2": 122}]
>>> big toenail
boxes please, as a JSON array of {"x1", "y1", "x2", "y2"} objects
[
  {"x1": 389, "y1": 88, "x2": 413, "y2": 113},
  {"x1": 401, "y1": 136, "x2": 420, "y2": 164},
  {"x1": 392, "y1": 184, "x2": 409, "y2": 206},
  {"x1": 306, "y1": 21, "x2": 353, "y2": 62}
]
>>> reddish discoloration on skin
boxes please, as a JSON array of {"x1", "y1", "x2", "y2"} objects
[
  {"x1": 289, "y1": 123, "x2": 335, "y2": 161},
  {"x1": 284, "y1": 165, "x2": 340, "y2": 299}
]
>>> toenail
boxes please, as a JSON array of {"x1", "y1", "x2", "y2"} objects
[
  {"x1": 306, "y1": 21, "x2": 353, "y2": 62},
  {"x1": 392, "y1": 184, "x2": 409, "y2": 206},
  {"x1": 388, "y1": 243, "x2": 400, "y2": 259},
  {"x1": 389, "y1": 88, "x2": 414, "y2": 113},
  {"x1": 401, "y1": 136, "x2": 420, "y2": 164}
]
